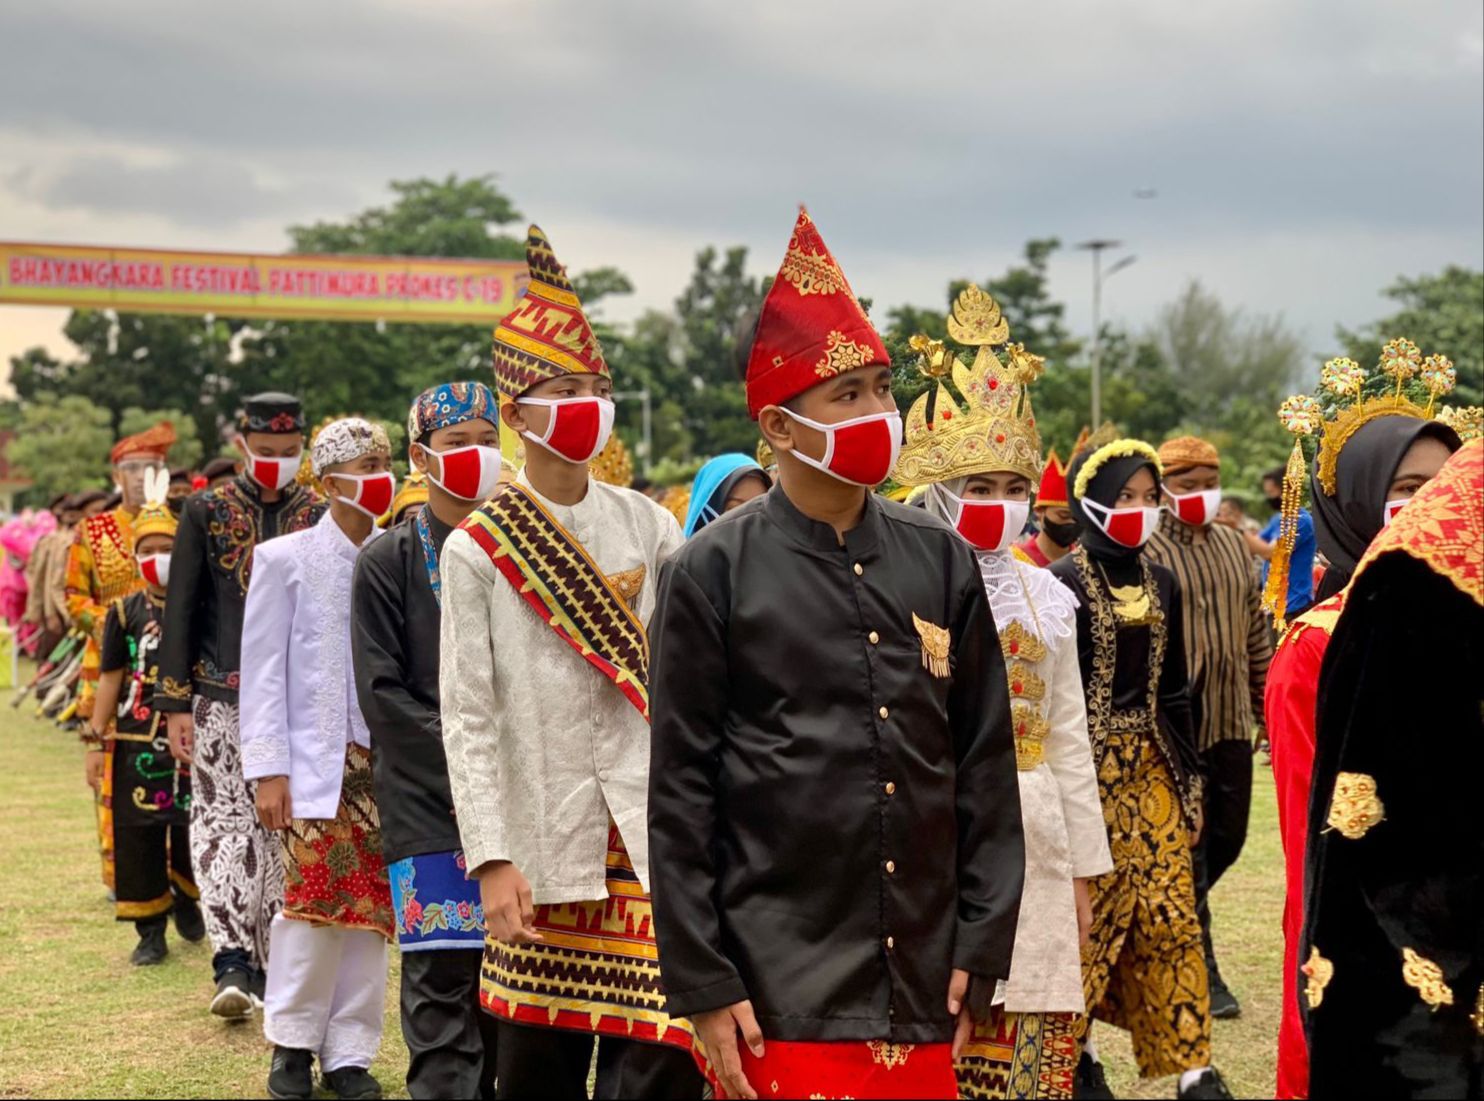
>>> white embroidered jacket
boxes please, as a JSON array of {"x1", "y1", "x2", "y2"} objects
[
  {"x1": 439, "y1": 472, "x2": 684, "y2": 905},
  {"x1": 240, "y1": 512, "x2": 381, "y2": 819}
]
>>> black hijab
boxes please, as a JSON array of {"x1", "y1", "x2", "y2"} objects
[
  {"x1": 1311, "y1": 416, "x2": 1460, "y2": 601},
  {"x1": 1067, "y1": 447, "x2": 1162, "y2": 571}
]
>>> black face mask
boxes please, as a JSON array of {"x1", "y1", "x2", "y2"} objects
[
  {"x1": 1264, "y1": 494, "x2": 1283, "y2": 511},
  {"x1": 1041, "y1": 517, "x2": 1082, "y2": 548}
]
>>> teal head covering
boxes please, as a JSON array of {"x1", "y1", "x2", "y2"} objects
[{"x1": 685, "y1": 453, "x2": 767, "y2": 537}]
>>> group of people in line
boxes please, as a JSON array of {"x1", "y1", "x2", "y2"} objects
[{"x1": 46, "y1": 207, "x2": 1481, "y2": 1101}]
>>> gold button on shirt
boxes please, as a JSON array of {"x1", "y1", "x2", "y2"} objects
[{"x1": 868, "y1": 631, "x2": 880, "y2": 645}]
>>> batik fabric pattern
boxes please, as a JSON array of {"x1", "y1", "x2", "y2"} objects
[
  {"x1": 407, "y1": 380, "x2": 499, "y2": 441},
  {"x1": 480, "y1": 822, "x2": 714, "y2": 1087},
  {"x1": 388, "y1": 850, "x2": 484, "y2": 951},
  {"x1": 281, "y1": 745, "x2": 394, "y2": 940},
  {"x1": 190, "y1": 696, "x2": 283, "y2": 969},
  {"x1": 956, "y1": 1010, "x2": 1079, "y2": 1100},
  {"x1": 739, "y1": 1039, "x2": 957, "y2": 1100}
]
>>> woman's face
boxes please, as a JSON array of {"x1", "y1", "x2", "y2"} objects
[
  {"x1": 723, "y1": 472, "x2": 769, "y2": 513},
  {"x1": 963, "y1": 472, "x2": 1032, "y2": 501},
  {"x1": 1387, "y1": 435, "x2": 1454, "y2": 501},
  {"x1": 1116, "y1": 466, "x2": 1160, "y2": 507}
]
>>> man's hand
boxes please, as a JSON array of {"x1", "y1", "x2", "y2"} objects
[
  {"x1": 477, "y1": 861, "x2": 542, "y2": 945},
  {"x1": 1073, "y1": 878, "x2": 1094, "y2": 948},
  {"x1": 166, "y1": 712, "x2": 194, "y2": 765},
  {"x1": 84, "y1": 748, "x2": 105, "y2": 793},
  {"x1": 693, "y1": 1000, "x2": 764, "y2": 1101},
  {"x1": 255, "y1": 776, "x2": 292, "y2": 832},
  {"x1": 949, "y1": 968, "x2": 994, "y2": 1059}
]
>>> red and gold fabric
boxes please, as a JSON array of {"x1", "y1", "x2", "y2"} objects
[
  {"x1": 738, "y1": 1038, "x2": 956, "y2": 1100},
  {"x1": 956, "y1": 1009, "x2": 1080, "y2": 1100},
  {"x1": 1036, "y1": 449, "x2": 1071, "y2": 510},
  {"x1": 491, "y1": 224, "x2": 609, "y2": 399},
  {"x1": 281, "y1": 745, "x2": 394, "y2": 940},
  {"x1": 1013, "y1": 535, "x2": 1052, "y2": 568},
  {"x1": 480, "y1": 823, "x2": 716, "y2": 1088},
  {"x1": 460, "y1": 483, "x2": 650, "y2": 719},
  {"x1": 1264, "y1": 590, "x2": 1344, "y2": 1100},
  {"x1": 744, "y1": 207, "x2": 890, "y2": 418}
]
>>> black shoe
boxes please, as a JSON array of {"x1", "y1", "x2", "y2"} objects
[
  {"x1": 1074, "y1": 1052, "x2": 1116, "y2": 1100},
  {"x1": 1178, "y1": 1068, "x2": 1234, "y2": 1100},
  {"x1": 322, "y1": 1066, "x2": 382, "y2": 1100},
  {"x1": 267, "y1": 1047, "x2": 315, "y2": 1100},
  {"x1": 1207, "y1": 971, "x2": 1241, "y2": 1020},
  {"x1": 130, "y1": 922, "x2": 168, "y2": 967},
  {"x1": 210, "y1": 969, "x2": 254, "y2": 1020},
  {"x1": 249, "y1": 968, "x2": 267, "y2": 1013},
  {"x1": 173, "y1": 899, "x2": 206, "y2": 943}
]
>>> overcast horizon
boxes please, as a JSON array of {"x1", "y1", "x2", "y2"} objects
[{"x1": 2, "y1": 0, "x2": 1481, "y2": 392}]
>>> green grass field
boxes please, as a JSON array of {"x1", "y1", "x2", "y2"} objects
[{"x1": 0, "y1": 695, "x2": 1282, "y2": 1099}]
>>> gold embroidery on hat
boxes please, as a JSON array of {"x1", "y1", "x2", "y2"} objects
[
  {"x1": 1326, "y1": 771, "x2": 1385, "y2": 840},
  {"x1": 912, "y1": 613, "x2": 951, "y2": 678},
  {"x1": 1401, "y1": 947, "x2": 1454, "y2": 1011},
  {"x1": 1302, "y1": 947, "x2": 1334, "y2": 1009},
  {"x1": 780, "y1": 239, "x2": 846, "y2": 297},
  {"x1": 814, "y1": 330, "x2": 877, "y2": 379}
]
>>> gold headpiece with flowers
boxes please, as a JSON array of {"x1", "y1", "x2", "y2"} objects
[
  {"x1": 589, "y1": 434, "x2": 634, "y2": 488},
  {"x1": 131, "y1": 467, "x2": 178, "y2": 549},
  {"x1": 894, "y1": 286, "x2": 1045, "y2": 487},
  {"x1": 1263, "y1": 337, "x2": 1460, "y2": 628}
]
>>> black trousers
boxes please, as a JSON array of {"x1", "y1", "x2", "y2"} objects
[
  {"x1": 114, "y1": 820, "x2": 194, "y2": 922},
  {"x1": 1193, "y1": 739, "x2": 1254, "y2": 970},
  {"x1": 494, "y1": 1017, "x2": 706, "y2": 1100},
  {"x1": 400, "y1": 949, "x2": 498, "y2": 1100}
]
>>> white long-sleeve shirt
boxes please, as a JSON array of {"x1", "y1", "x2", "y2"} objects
[
  {"x1": 439, "y1": 473, "x2": 683, "y2": 905},
  {"x1": 240, "y1": 512, "x2": 380, "y2": 820}
]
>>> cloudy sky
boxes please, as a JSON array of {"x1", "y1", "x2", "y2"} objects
[{"x1": 2, "y1": 0, "x2": 1480, "y2": 385}]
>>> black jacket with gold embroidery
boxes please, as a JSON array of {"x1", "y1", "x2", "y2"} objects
[
  {"x1": 647, "y1": 488, "x2": 1024, "y2": 1043},
  {"x1": 155, "y1": 476, "x2": 323, "y2": 711}
]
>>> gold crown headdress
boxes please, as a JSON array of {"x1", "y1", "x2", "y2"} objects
[
  {"x1": 893, "y1": 286, "x2": 1045, "y2": 487},
  {"x1": 1263, "y1": 337, "x2": 1460, "y2": 628},
  {"x1": 589, "y1": 434, "x2": 634, "y2": 488},
  {"x1": 132, "y1": 467, "x2": 178, "y2": 548}
]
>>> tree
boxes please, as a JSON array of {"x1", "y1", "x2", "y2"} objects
[
  {"x1": 7, "y1": 394, "x2": 115, "y2": 502},
  {"x1": 119, "y1": 407, "x2": 206, "y2": 471},
  {"x1": 1335, "y1": 267, "x2": 1483, "y2": 407}
]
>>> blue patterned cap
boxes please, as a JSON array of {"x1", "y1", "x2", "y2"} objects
[{"x1": 407, "y1": 382, "x2": 499, "y2": 444}]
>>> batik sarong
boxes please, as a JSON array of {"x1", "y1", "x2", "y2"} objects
[
  {"x1": 281, "y1": 745, "x2": 394, "y2": 940},
  {"x1": 389, "y1": 849, "x2": 485, "y2": 952}
]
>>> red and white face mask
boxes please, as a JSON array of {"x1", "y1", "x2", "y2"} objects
[
  {"x1": 1381, "y1": 497, "x2": 1410, "y2": 527},
  {"x1": 1081, "y1": 498, "x2": 1163, "y2": 549},
  {"x1": 241, "y1": 445, "x2": 302, "y2": 492},
  {"x1": 422, "y1": 444, "x2": 504, "y2": 502},
  {"x1": 941, "y1": 491, "x2": 1029, "y2": 553},
  {"x1": 328, "y1": 472, "x2": 397, "y2": 520},
  {"x1": 1164, "y1": 486, "x2": 1222, "y2": 527},
  {"x1": 518, "y1": 396, "x2": 615, "y2": 464},
  {"x1": 780, "y1": 407, "x2": 903, "y2": 487},
  {"x1": 137, "y1": 553, "x2": 171, "y2": 588}
]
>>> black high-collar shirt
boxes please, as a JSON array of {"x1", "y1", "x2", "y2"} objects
[
  {"x1": 648, "y1": 487, "x2": 1024, "y2": 1043},
  {"x1": 155, "y1": 476, "x2": 323, "y2": 712},
  {"x1": 351, "y1": 509, "x2": 463, "y2": 863}
]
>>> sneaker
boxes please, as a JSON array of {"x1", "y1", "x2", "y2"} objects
[
  {"x1": 1178, "y1": 1068, "x2": 1234, "y2": 1100},
  {"x1": 210, "y1": 969, "x2": 254, "y2": 1020},
  {"x1": 129, "y1": 923, "x2": 168, "y2": 967},
  {"x1": 267, "y1": 1047, "x2": 315, "y2": 1100},
  {"x1": 1074, "y1": 1052, "x2": 1116, "y2": 1100},
  {"x1": 1207, "y1": 972, "x2": 1241, "y2": 1020},
  {"x1": 173, "y1": 899, "x2": 206, "y2": 943},
  {"x1": 322, "y1": 1067, "x2": 383, "y2": 1100}
]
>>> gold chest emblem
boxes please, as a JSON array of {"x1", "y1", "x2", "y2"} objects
[
  {"x1": 1401, "y1": 947, "x2": 1454, "y2": 1011},
  {"x1": 1107, "y1": 581, "x2": 1153, "y2": 625},
  {"x1": 912, "y1": 614, "x2": 951, "y2": 678},
  {"x1": 605, "y1": 565, "x2": 647, "y2": 610},
  {"x1": 1326, "y1": 771, "x2": 1385, "y2": 840}
]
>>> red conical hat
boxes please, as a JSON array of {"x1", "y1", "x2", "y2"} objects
[
  {"x1": 492, "y1": 225, "x2": 609, "y2": 399},
  {"x1": 1037, "y1": 448, "x2": 1070, "y2": 509},
  {"x1": 745, "y1": 208, "x2": 889, "y2": 419}
]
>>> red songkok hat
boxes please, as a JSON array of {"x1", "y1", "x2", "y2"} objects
[
  {"x1": 491, "y1": 225, "x2": 609, "y2": 400},
  {"x1": 1037, "y1": 448, "x2": 1070, "y2": 510},
  {"x1": 110, "y1": 421, "x2": 176, "y2": 465},
  {"x1": 745, "y1": 207, "x2": 889, "y2": 419}
]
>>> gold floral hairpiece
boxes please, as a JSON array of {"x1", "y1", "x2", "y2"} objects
[{"x1": 1071, "y1": 439, "x2": 1162, "y2": 500}]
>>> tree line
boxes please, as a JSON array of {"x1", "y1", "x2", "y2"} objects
[{"x1": 4, "y1": 174, "x2": 1480, "y2": 506}]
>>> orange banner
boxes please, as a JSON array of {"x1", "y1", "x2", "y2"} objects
[{"x1": 0, "y1": 241, "x2": 528, "y2": 325}]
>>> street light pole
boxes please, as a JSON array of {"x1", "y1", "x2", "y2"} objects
[
  {"x1": 612, "y1": 389, "x2": 653, "y2": 477},
  {"x1": 1075, "y1": 240, "x2": 1135, "y2": 428}
]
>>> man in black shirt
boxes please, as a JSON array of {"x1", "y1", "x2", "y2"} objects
[
  {"x1": 156, "y1": 392, "x2": 322, "y2": 1019},
  {"x1": 648, "y1": 209, "x2": 1025, "y2": 1101},
  {"x1": 352, "y1": 382, "x2": 504, "y2": 1099}
]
